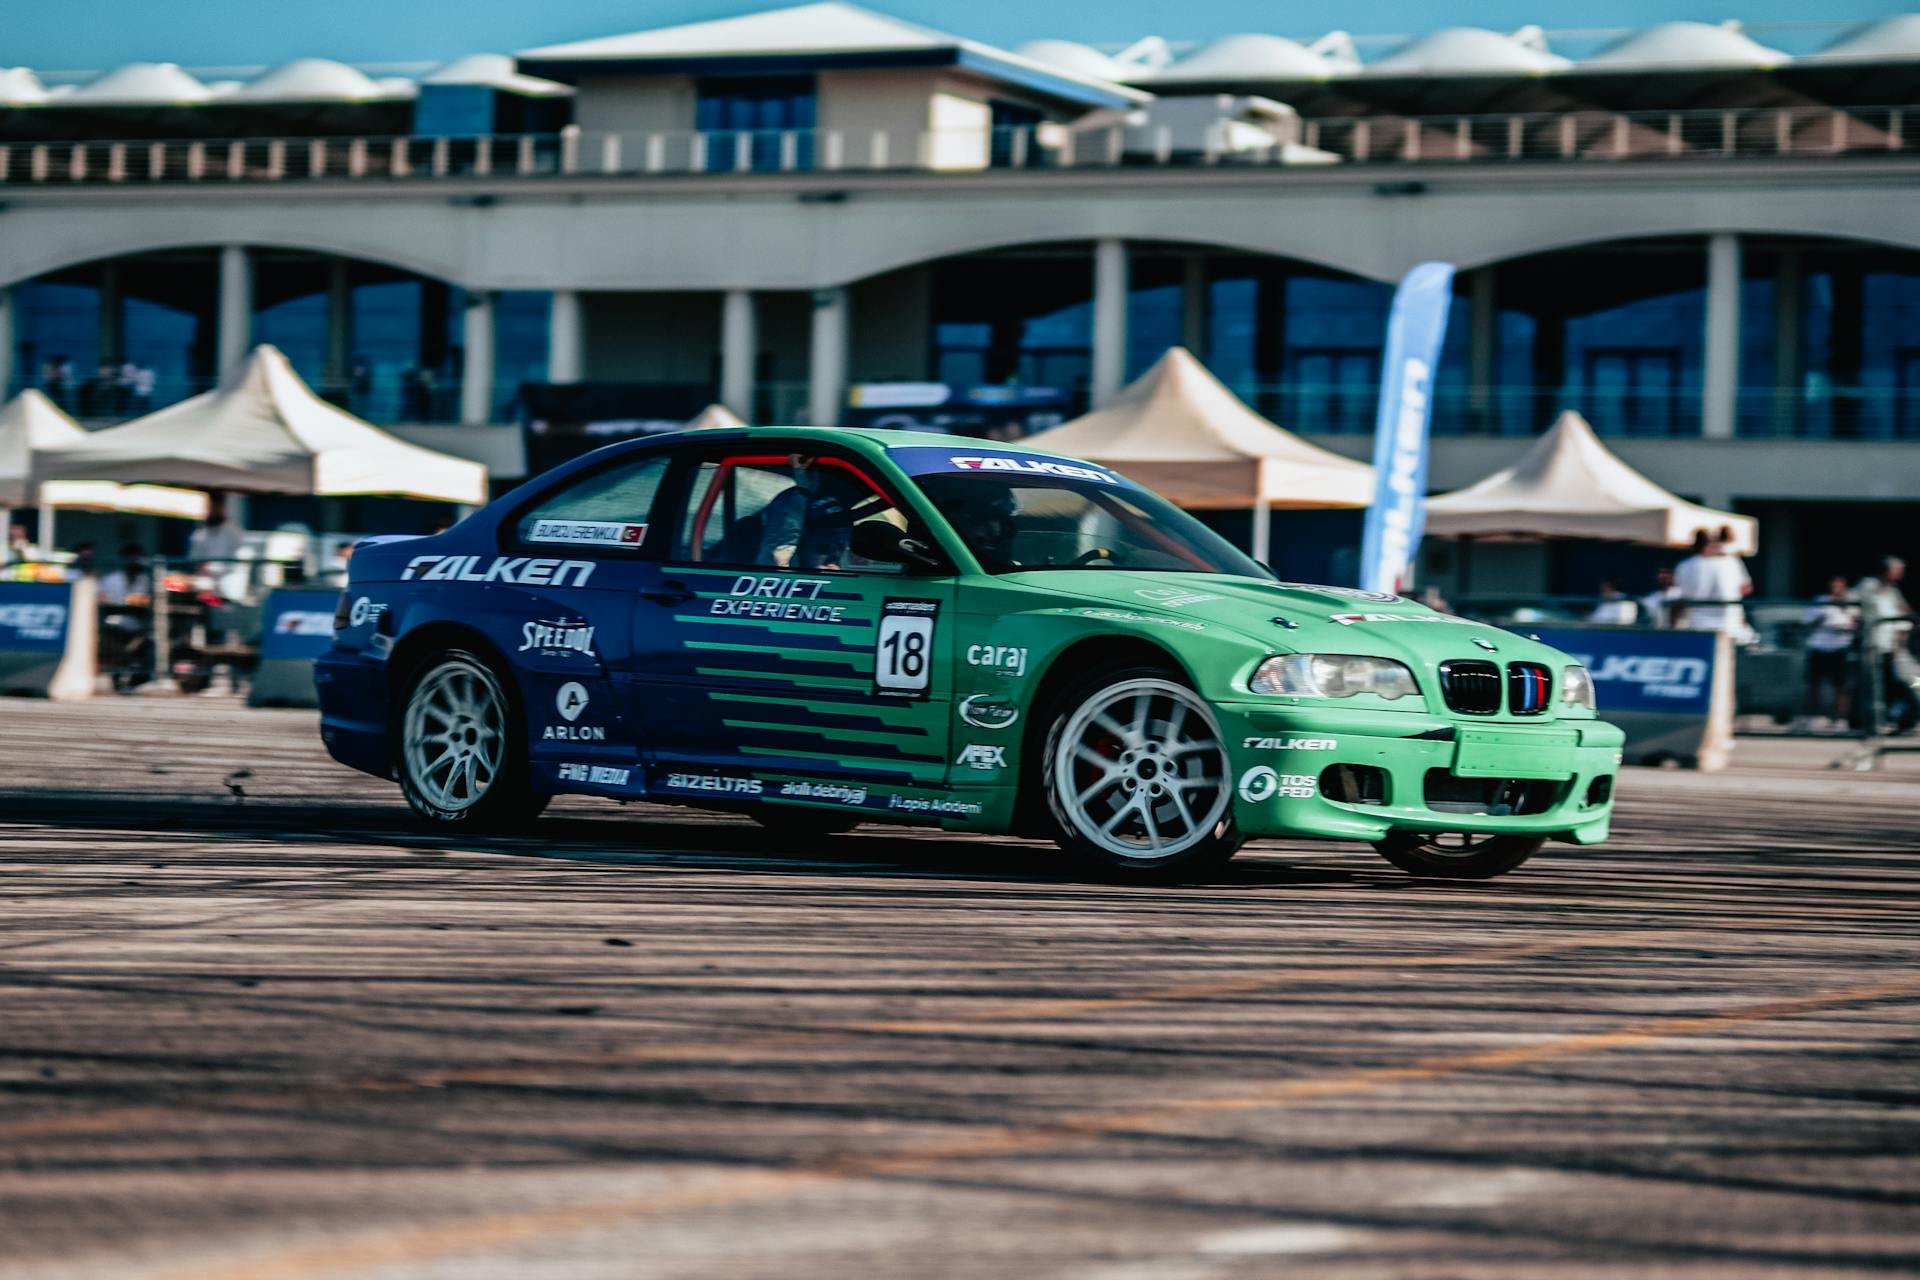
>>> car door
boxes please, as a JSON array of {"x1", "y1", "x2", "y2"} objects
[
  {"x1": 491, "y1": 449, "x2": 672, "y2": 787},
  {"x1": 622, "y1": 444, "x2": 954, "y2": 799}
]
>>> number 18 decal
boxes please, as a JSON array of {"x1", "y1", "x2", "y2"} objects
[{"x1": 875, "y1": 599, "x2": 939, "y2": 698}]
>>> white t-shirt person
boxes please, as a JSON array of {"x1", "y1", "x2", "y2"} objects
[{"x1": 1675, "y1": 548, "x2": 1750, "y2": 636}]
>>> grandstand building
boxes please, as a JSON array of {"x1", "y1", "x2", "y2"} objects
[{"x1": 4, "y1": 3, "x2": 1919, "y2": 588}]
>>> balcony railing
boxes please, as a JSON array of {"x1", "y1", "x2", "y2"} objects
[{"x1": 1, "y1": 103, "x2": 1915, "y2": 188}]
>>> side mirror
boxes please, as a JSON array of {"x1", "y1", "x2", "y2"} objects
[{"x1": 851, "y1": 520, "x2": 942, "y2": 571}]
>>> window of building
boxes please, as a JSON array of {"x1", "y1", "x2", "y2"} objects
[{"x1": 696, "y1": 77, "x2": 816, "y2": 172}]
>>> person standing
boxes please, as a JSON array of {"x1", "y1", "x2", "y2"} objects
[
  {"x1": 1639, "y1": 567, "x2": 1679, "y2": 628},
  {"x1": 1674, "y1": 528, "x2": 1752, "y2": 640},
  {"x1": 1796, "y1": 575, "x2": 1857, "y2": 733},
  {"x1": 1857, "y1": 556, "x2": 1917, "y2": 734},
  {"x1": 1589, "y1": 579, "x2": 1639, "y2": 625}
]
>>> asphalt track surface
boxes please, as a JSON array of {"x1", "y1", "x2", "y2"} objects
[{"x1": 1, "y1": 699, "x2": 1917, "y2": 1280}]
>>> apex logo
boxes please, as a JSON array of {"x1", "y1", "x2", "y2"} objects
[{"x1": 955, "y1": 744, "x2": 1008, "y2": 771}]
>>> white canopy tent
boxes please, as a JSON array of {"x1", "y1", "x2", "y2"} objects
[
  {"x1": 684, "y1": 403, "x2": 748, "y2": 431},
  {"x1": 0, "y1": 390, "x2": 89, "y2": 507},
  {"x1": 1425, "y1": 410, "x2": 1758, "y2": 553},
  {"x1": 1031, "y1": 347, "x2": 1376, "y2": 560},
  {"x1": 35, "y1": 346, "x2": 488, "y2": 504}
]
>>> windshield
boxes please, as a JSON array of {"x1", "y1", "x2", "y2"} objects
[{"x1": 915, "y1": 472, "x2": 1270, "y2": 577}]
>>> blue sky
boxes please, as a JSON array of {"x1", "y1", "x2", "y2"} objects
[{"x1": 10, "y1": 0, "x2": 1909, "y2": 72}]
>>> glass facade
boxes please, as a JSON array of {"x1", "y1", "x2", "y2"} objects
[{"x1": 696, "y1": 76, "x2": 816, "y2": 172}]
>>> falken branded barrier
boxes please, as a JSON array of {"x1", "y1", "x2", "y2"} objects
[
  {"x1": 248, "y1": 589, "x2": 342, "y2": 707},
  {"x1": 1527, "y1": 624, "x2": 1735, "y2": 770},
  {"x1": 0, "y1": 577, "x2": 96, "y2": 700}
]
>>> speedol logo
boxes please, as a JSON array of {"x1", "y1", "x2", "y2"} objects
[
  {"x1": 955, "y1": 744, "x2": 1008, "y2": 771},
  {"x1": 520, "y1": 618, "x2": 595, "y2": 657},
  {"x1": 664, "y1": 773, "x2": 763, "y2": 796},
  {"x1": 402, "y1": 555, "x2": 595, "y2": 588},
  {"x1": 544, "y1": 681, "x2": 604, "y2": 741},
  {"x1": 0, "y1": 603, "x2": 65, "y2": 640},
  {"x1": 950, "y1": 456, "x2": 1116, "y2": 484},
  {"x1": 966, "y1": 644, "x2": 1027, "y2": 677},
  {"x1": 558, "y1": 763, "x2": 630, "y2": 785},
  {"x1": 1242, "y1": 737, "x2": 1337, "y2": 751}
]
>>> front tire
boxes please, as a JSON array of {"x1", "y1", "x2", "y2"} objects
[
  {"x1": 1042, "y1": 665, "x2": 1241, "y2": 880},
  {"x1": 1371, "y1": 831, "x2": 1543, "y2": 879},
  {"x1": 397, "y1": 649, "x2": 548, "y2": 831}
]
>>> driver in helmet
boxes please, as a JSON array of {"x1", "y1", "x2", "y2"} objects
[
  {"x1": 949, "y1": 484, "x2": 1021, "y2": 571},
  {"x1": 758, "y1": 455, "x2": 853, "y2": 569}
]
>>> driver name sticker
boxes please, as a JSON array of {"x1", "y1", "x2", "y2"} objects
[
  {"x1": 528, "y1": 519, "x2": 647, "y2": 549},
  {"x1": 875, "y1": 599, "x2": 938, "y2": 699}
]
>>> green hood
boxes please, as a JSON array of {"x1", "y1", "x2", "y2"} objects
[{"x1": 996, "y1": 570, "x2": 1572, "y2": 669}]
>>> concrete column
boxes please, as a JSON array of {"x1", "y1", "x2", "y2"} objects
[
  {"x1": 459, "y1": 290, "x2": 496, "y2": 426},
  {"x1": 1772, "y1": 251, "x2": 1802, "y2": 437},
  {"x1": 96, "y1": 263, "x2": 123, "y2": 365},
  {"x1": 325, "y1": 258, "x2": 353, "y2": 387},
  {"x1": 217, "y1": 245, "x2": 252, "y2": 375},
  {"x1": 1091, "y1": 237, "x2": 1129, "y2": 406},
  {"x1": 808, "y1": 287, "x2": 849, "y2": 428},
  {"x1": 0, "y1": 286, "x2": 14, "y2": 397},
  {"x1": 720, "y1": 289, "x2": 757, "y2": 420},
  {"x1": 1180, "y1": 253, "x2": 1208, "y2": 358},
  {"x1": 1468, "y1": 267, "x2": 1497, "y2": 431},
  {"x1": 547, "y1": 289, "x2": 583, "y2": 384},
  {"x1": 1702, "y1": 232, "x2": 1742, "y2": 440}
]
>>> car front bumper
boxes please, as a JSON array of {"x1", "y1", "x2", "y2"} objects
[{"x1": 1215, "y1": 702, "x2": 1623, "y2": 846}]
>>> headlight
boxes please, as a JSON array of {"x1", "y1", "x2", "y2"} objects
[
  {"x1": 1561, "y1": 664, "x2": 1596, "y2": 710},
  {"x1": 1250, "y1": 654, "x2": 1420, "y2": 700}
]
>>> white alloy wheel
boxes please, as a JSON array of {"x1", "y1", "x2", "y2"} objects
[{"x1": 1050, "y1": 676, "x2": 1231, "y2": 863}]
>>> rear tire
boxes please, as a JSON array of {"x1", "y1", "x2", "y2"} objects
[
  {"x1": 397, "y1": 649, "x2": 548, "y2": 831},
  {"x1": 1041, "y1": 664, "x2": 1241, "y2": 881},
  {"x1": 1371, "y1": 831, "x2": 1543, "y2": 880}
]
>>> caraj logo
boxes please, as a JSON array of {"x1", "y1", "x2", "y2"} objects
[{"x1": 950, "y1": 456, "x2": 1116, "y2": 484}]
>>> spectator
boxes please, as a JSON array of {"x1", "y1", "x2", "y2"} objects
[
  {"x1": 1674, "y1": 528, "x2": 1752, "y2": 641},
  {"x1": 1857, "y1": 556, "x2": 1917, "y2": 735},
  {"x1": 129, "y1": 363, "x2": 156, "y2": 414},
  {"x1": 1796, "y1": 575, "x2": 1857, "y2": 733},
  {"x1": 1418, "y1": 585, "x2": 1452, "y2": 615},
  {"x1": 1589, "y1": 579, "x2": 1639, "y2": 626},
  {"x1": 4, "y1": 521, "x2": 41, "y2": 566},
  {"x1": 1639, "y1": 567, "x2": 1679, "y2": 628},
  {"x1": 188, "y1": 493, "x2": 244, "y2": 569},
  {"x1": 67, "y1": 542, "x2": 99, "y2": 580},
  {"x1": 40, "y1": 356, "x2": 74, "y2": 409},
  {"x1": 99, "y1": 543, "x2": 152, "y2": 606}
]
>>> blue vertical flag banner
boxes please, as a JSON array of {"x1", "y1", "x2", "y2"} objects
[{"x1": 1359, "y1": 261, "x2": 1456, "y2": 595}]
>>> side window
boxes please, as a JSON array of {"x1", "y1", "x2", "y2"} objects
[
  {"x1": 515, "y1": 456, "x2": 668, "y2": 553},
  {"x1": 673, "y1": 452, "x2": 912, "y2": 575}
]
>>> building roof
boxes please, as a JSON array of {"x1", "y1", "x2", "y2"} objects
[
  {"x1": 0, "y1": 67, "x2": 52, "y2": 106},
  {"x1": 225, "y1": 58, "x2": 391, "y2": 104},
  {"x1": 517, "y1": 1, "x2": 1149, "y2": 109},
  {"x1": 1013, "y1": 40, "x2": 1131, "y2": 83},
  {"x1": 59, "y1": 62, "x2": 214, "y2": 106},
  {"x1": 1579, "y1": 21, "x2": 1786, "y2": 71},
  {"x1": 1364, "y1": 27, "x2": 1571, "y2": 77},
  {"x1": 423, "y1": 53, "x2": 574, "y2": 98},
  {"x1": 1145, "y1": 33, "x2": 1359, "y2": 84},
  {"x1": 1805, "y1": 15, "x2": 1920, "y2": 63}
]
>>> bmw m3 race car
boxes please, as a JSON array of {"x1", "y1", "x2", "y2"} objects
[{"x1": 317, "y1": 427, "x2": 1622, "y2": 880}]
